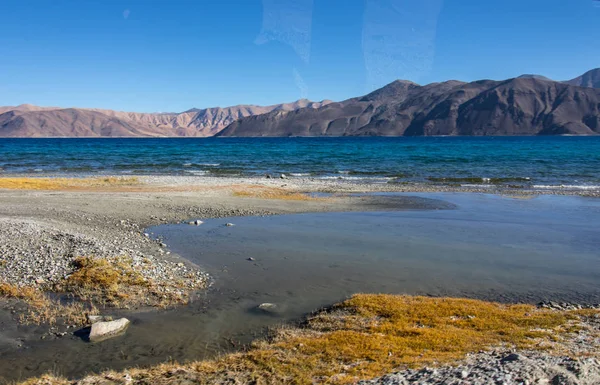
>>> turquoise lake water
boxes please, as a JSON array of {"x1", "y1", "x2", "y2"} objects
[{"x1": 1, "y1": 137, "x2": 599, "y2": 189}]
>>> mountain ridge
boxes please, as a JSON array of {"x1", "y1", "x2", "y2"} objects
[
  {"x1": 0, "y1": 100, "x2": 332, "y2": 137},
  {"x1": 2, "y1": 69, "x2": 599, "y2": 137},
  {"x1": 218, "y1": 74, "x2": 600, "y2": 137}
]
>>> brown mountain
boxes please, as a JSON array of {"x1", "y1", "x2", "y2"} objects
[
  {"x1": 218, "y1": 76, "x2": 600, "y2": 137},
  {"x1": 564, "y1": 68, "x2": 600, "y2": 89},
  {"x1": 0, "y1": 99, "x2": 331, "y2": 137}
]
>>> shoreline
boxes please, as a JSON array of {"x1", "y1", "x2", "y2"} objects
[
  {"x1": 1, "y1": 178, "x2": 599, "y2": 383},
  {"x1": 1, "y1": 174, "x2": 599, "y2": 197}
]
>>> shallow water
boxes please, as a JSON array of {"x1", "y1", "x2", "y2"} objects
[{"x1": 1, "y1": 193, "x2": 600, "y2": 383}]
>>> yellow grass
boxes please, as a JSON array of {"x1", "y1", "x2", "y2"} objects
[
  {"x1": 0, "y1": 177, "x2": 139, "y2": 191},
  {"x1": 18, "y1": 294, "x2": 593, "y2": 385},
  {"x1": 0, "y1": 282, "x2": 95, "y2": 325},
  {"x1": 59, "y1": 256, "x2": 188, "y2": 308},
  {"x1": 232, "y1": 186, "x2": 318, "y2": 201}
]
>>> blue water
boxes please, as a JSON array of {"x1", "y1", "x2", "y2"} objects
[{"x1": 1, "y1": 137, "x2": 599, "y2": 189}]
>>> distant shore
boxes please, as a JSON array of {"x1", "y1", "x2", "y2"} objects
[{"x1": 1, "y1": 174, "x2": 599, "y2": 197}]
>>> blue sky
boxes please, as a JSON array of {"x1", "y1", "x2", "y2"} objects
[{"x1": 0, "y1": 0, "x2": 598, "y2": 112}]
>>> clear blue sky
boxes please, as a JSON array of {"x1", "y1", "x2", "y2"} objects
[{"x1": 0, "y1": 0, "x2": 598, "y2": 112}]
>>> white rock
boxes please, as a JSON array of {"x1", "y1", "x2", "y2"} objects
[
  {"x1": 87, "y1": 314, "x2": 113, "y2": 324},
  {"x1": 257, "y1": 303, "x2": 278, "y2": 313},
  {"x1": 89, "y1": 318, "x2": 130, "y2": 342}
]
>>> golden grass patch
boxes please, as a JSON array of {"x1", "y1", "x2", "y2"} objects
[
  {"x1": 0, "y1": 282, "x2": 95, "y2": 325},
  {"x1": 232, "y1": 186, "x2": 319, "y2": 201},
  {"x1": 59, "y1": 256, "x2": 188, "y2": 308},
  {"x1": 0, "y1": 177, "x2": 139, "y2": 191},
  {"x1": 19, "y1": 294, "x2": 593, "y2": 385}
]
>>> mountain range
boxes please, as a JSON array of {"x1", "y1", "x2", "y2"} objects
[
  {"x1": 1, "y1": 68, "x2": 599, "y2": 137},
  {"x1": 0, "y1": 100, "x2": 331, "y2": 137}
]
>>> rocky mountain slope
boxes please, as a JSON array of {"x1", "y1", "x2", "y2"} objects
[
  {"x1": 3, "y1": 69, "x2": 599, "y2": 137},
  {"x1": 0, "y1": 100, "x2": 331, "y2": 137},
  {"x1": 564, "y1": 68, "x2": 600, "y2": 89},
  {"x1": 219, "y1": 74, "x2": 600, "y2": 137}
]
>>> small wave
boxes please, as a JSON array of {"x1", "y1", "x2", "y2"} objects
[
  {"x1": 199, "y1": 163, "x2": 220, "y2": 167},
  {"x1": 461, "y1": 184, "x2": 495, "y2": 188},
  {"x1": 429, "y1": 177, "x2": 532, "y2": 184},
  {"x1": 289, "y1": 173, "x2": 311, "y2": 177},
  {"x1": 186, "y1": 170, "x2": 208, "y2": 176},
  {"x1": 318, "y1": 176, "x2": 393, "y2": 181},
  {"x1": 533, "y1": 185, "x2": 600, "y2": 190},
  {"x1": 337, "y1": 170, "x2": 350, "y2": 174},
  {"x1": 183, "y1": 163, "x2": 193, "y2": 167}
]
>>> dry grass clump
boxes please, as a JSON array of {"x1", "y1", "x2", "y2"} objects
[
  {"x1": 232, "y1": 186, "x2": 319, "y2": 201},
  {"x1": 0, "y1": 177, "x2": 139, "y2": 191},
  {"x1": 0, "y1": 282, "x2": 95, "y2": 325},
  {"x1": 60, "y1": 256, "x2": 188, "y2": 308},
  {"x1": 0, "y1": 255, "x2": 190, "y2": 327},
  {"x1": 19, "y1": 294, "x2": 593, "y2": 385}
]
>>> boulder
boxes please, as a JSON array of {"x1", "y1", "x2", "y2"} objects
[{"x1": 89, "y1": 318, "x2": 130, "y2": 342}]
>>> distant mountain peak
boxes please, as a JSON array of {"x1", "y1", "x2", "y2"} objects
[
  {"x1": 360, "y1": 79, "x2": 420, "y2": 102},
  {"x1": 565, "y1": 68, "x2": 600, "y2": 89},
  {"x1": 517, "y1": 74, "x2": 553, "y2": 81}
]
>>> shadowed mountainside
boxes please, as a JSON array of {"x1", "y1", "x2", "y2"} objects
[
  {"x1": 0, "y1": 100, "x2": 331, "y2": 137},
  {"x1": 219, "y1": 75, "x2": 600, "y2": 137},
  {"x1": 2, "y1": 69, "x2": 599, "y2": 137}
]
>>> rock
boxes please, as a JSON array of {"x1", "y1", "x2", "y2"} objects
[
  {"x1": 501, "y1": 353, "x2": 522, "y2": 363},
  {"x1": 247, "y1": 257, "x2": 255, "y2": 261},
  {"x1": 280, "y1": 174, "x2": 287, "y2": 179},
  {"x1": 265, "y1": 174, "x2": 272, "y2": 179},
  {"x1": 257, "y1": 303, "x2": 278, "y2": 314},
  {"x1": 88, "y1": 318, "x2": 130, "y2": 342},
  {"x1": 194, "y1": 220, "x2": 204, "y2": 225},
  {"x1": 87, "y1": 314, "x2": 114, "y2": 324}
]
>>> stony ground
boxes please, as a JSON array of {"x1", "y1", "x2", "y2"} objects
[
  {"x1": 0, "y1": 218, "x2": 208, "y2": 290},
  {"x1": 359, "y1": 351, "x2": 600, "y2": 385}
]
